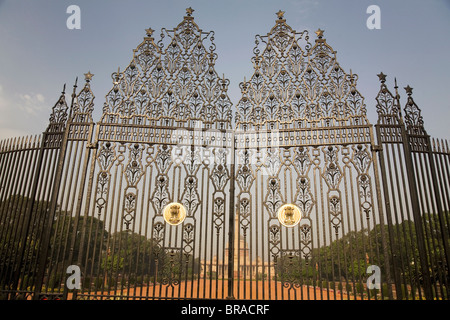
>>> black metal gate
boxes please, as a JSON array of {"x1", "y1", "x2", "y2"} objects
[{"x1": 1, "y1": 9, "x2": 449, "y2": 300}]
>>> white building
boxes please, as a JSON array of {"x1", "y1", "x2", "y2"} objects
[{"x1": 201, "y1": 214, "x2": 274, "y2": 279}]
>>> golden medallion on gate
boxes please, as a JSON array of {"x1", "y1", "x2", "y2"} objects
[
  {"x1": 163, "y1": 202, "x2": 186, "y2": 226},
  {"x1": 277, "y1": 204, "x2": 302, "y2": 227}
]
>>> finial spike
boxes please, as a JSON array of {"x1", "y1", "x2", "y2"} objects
[
  {"x1": 84, "y1": 71, "x2": 94, "y2": 82},
  {"x1": 186, "y1": 7, "x2": 194, "y2": 16},
  {"x1": 145, "y1": 28, "x2": 154, "y2": 37},
  {"x1": 276, "y1": 10, "x2": 285, "y2": 20},
  {"x1": 72, "y1": 77, "x2": 78, "y2": 94},
  {"x1": 377, "y1": 72, "x2": 386, "y2": 83},
  {"x1": 404, "y1": 85, "x2": 413, "y2": 95},
  {"x1": 315, "y1": 29, "x2": 324, "y2": 38}
]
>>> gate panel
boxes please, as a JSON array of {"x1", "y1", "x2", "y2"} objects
[
  {"x1": 28, "y1": 78, "x2": 96, "y2": 300},
  {"x1": 232, "y1": 142, "x2": 386, "y2": 299},
  {"x1": 68, "y1": 134, "x2": 232, "y2": 300},
  {"x1": 375, "y1": 75, "x2": 450, "y2": 299},
  {"x1": 62, "y1": 10, "x2": 235, "y2": 300},
  {"x1": 232, "y1": 14, "x2": 391, "y2": 300},
  {"x1": 0, "y1": 134, "x2": 45, "y2": 300},
  {"x1": 0, "y1": 85, "x2": 73, "y2": 300}
]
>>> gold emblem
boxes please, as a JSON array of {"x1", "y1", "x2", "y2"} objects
[
  {"x1": 277, "y1": 204, "x2": 302, "y2": 227},
  {"x1": 163, "y1": 202, "x2": 186, "y2": 226}
]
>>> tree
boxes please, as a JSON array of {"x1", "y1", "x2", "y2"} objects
[{"x1": 0, "y1": 196, "x2": 51, "y2": 289}]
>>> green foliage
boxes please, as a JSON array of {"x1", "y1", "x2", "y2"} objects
[
  {"x1": 47, "y1": 272, "x2": 63, "y2": 289},
  {"x1": 348, "y1": 259, "x2": 366, "y2": 279},
  {"x1": 101, "y1": 254, "x2": 124, "y2": 273},
  {"x1": 275, "y1": 210, "x2": 450, "y2": 297},
  {"x1": 0, "y1": 196, "x2": 52, "y2": 288},
  {"x1": 2, "y1": 194, "x2": 448, "y2": 299}
]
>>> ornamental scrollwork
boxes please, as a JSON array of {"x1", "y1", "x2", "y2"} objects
[
  {"x1": 73, "y1": 72, "x2": 95, "y2": 118},
  {"x1": 375, "y1": 73, "x2": 401, "y2": 125},
  {"x1": 235, "y1": 15, "x2": 366, "y2": 131},
  {"x1": 213, "y1": 197, "x2": 225, "y2": 232},
  {"x1": 322, "y1": 146, "x2": 342, "y2": 189},
  {"x1": 48, "y1": 86, "x2": 69, "y2": 126},
  {"x1": 353, "y1": 144, "x2": 371, "y2": 174},
  {"x1": 299, "y1": 221, "x2": 312, "y2": 262},
  {"x1": 264, "y1": 177, "x2": 284, "y2": 219},
  {"x1": 125, "y1": 143, "x2": 143, "y2": 187},
  {"x1": 236, "y1": 150, "x2": 254, "y2": 192},
  {"x1": 181, "y1": 175, "x2": 200, "y2": 216},
  {"x1": 102, "y1": 9, "x2": 233, "y2": 130},
  {"x1": 403, "y1": 85, "x2": 426, "y2": 137},
  {"x1": 279, "y1": 250, "x2": 301, "y2": 290},
  {"x1": 151, "y1": 175, "x2": 170, "y2": 214}
]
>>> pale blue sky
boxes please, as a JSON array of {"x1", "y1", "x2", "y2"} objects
[{"x1": 0, "y1": 0, "x2": 449, "y2": 141}]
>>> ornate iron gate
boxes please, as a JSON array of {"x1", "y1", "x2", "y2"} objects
[{"x1": 1, "y1": 9, "x2": 449, "y2": 300}]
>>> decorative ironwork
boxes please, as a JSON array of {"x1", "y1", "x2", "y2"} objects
[
  {"x1": 73, "y1": 72, "x2": 95, "y2": 118},
  {"x1": 160, "y1": 248, "x2": 182, "y2": 288},
  {"x1": 124, "y1": 144, "x2": 143, "y2": 186},
  {"x1": 236, "y1": 150, "x2": 254, "y2": 191},
  {"x1": 102, "y1": 7, "x2": 233, "y2": 131},
  {"x1": 264, "y1": 177, "x2": 284, "y2": 218},
  {"x1": 151, "y1": 174, "x2": 170, "y2": 214},
  {"x1": 48, "y1": 85, "x2": 69, "y2": 126},
  {"x1": 211, "y1": 154, "x2": 229, "y2": 190},
  {"x1": 403, "y1": 86, "x2": 423, "y2": 130},
  {"x1": 279, "y1": 250, "x2": 301, "y2": 290},
  {"x1": 299, "y1": 221, "x2": 312, "y2": 262},
  {"x1": 235, "y1": 18, "x2": 366, "y2": 131}
]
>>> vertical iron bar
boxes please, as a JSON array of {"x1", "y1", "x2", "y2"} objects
[
  {"x1": 374, "y1": 126, "x2": 401, "y2": 299},
  {"x1": 226, "y1": 132, "x2": 236, "y2": 299},
  {"x1": 402, "y1": 128, "x2": 433, "y2": 299},
  {"x1": 0, "y1": 139, "x2": 29, "y2": 292},
  {"x1": 425, "y1": 136, "x2": 450, "y2": 295},
  {"x1": 8, "y1": 142, "x2": 34, "y2": 295},
  {"x1": 32, "y1": 126, "x2": 70, "y2": 299},
  {"x1": 433, "y1": 143, "x2": 450, "y2": 299},
  {"x1": 0, "y1": 141, "x2": 25, "y2": 286},
  {"x1": 414, "y1": 151, "x2": 440, "y2": 297},
  {"x1": 63, "y1": 125, "x2": 94, "y2": 300},
  {"x1": 392, "y1": 140, "x2": 418, "y2": 299},
  {"x1": 9, "y1": 133, "x2": 47, "y2": 299}
]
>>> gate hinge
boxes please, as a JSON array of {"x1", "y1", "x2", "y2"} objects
[
  {"x1": 371, "y1": 144, "x2": 382, "y2": 152},
  {"x1": 86, "y1": 142, "x2": 98, "y2": 149}
]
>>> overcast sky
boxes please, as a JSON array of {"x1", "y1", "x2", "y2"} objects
[{"x1": 0, "y1": 0, "x2": 449, "y2": 141}]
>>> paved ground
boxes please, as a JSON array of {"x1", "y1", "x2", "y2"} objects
[{"x1": 73, "y1": 280, "x2": 360, "y2": 300}]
